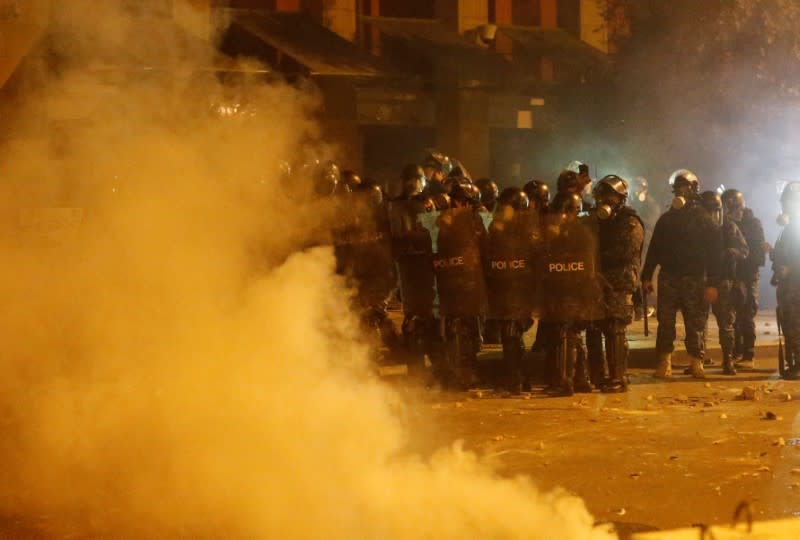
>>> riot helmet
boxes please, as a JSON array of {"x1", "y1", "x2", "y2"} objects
[
  {"x1": 341, "y1": 169, "x2": 362, "y2": 192},
  {"x1": 475, "y1": 178, "x2": 500, "y2": 211},
  {"x1": 355, "y1": 183, "x2": 384, "y2": 209},
  {"x1": 551, "y1": 192, "x2": 582, "y2": 223},
  {"x1": 668, "y1": 168, "x2": 699, "y2": 209},
  {"x1": 522, "y1": 179, "x2": 551, "y2": 210},
  {"x1": 448, "y1": 158, "x2": 472, "y2": 182},
  {"x1": 700, "y1": 190, "x2": 724, "y2": 226},
  {"x1": 593, "y1": 175, "x2": 629, "y2": 220},
  {"x1": 450, "y1": 179, "x2": 482, "y2": 208},
  {"x1": 313, "y1": 160, "x2": 342, "y2": 198},
  {"x1": 422, "y1": 149, "x2": 453, "y2": 179},
  {"x1": 400, "y1": 163, "x2": 427, "y2": 198},
  {"x1": 497, "y1": 186, "x2": 530, "y2": 211},
  {"x1": 778, "y1": 181, "x2": 800, "y2": 226},
  {"x1": 721, "y1": 189, "x2": 746, "y2": 222},
  {"x1": 556, "y1": 169, "x2": 580, "y2": 194}
]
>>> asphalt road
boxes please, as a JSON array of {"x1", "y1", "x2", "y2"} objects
[{"x1": 394, "y1": 358, "x2": 800, "y2": 539}]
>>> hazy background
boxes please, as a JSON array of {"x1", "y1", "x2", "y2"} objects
[{"x1": 0, "y1": 2, "x2": 610, "y2": 537}]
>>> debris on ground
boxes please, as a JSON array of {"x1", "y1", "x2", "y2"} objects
[
  {"x1": 739, "y1": 386, "x2": 761, "y2": 401},
  {"x1": 719, "y1": 413, "x2": 728, "y2": 419},
  {"x1": 675, "y1": 394, "x2": 690, "y2": 403},
  {"x1": 763, "y1": 411, "x2": 782, "y2": 421},
  {"x1": 775, "y1": 437, "x2": 786, "y2": 447}
]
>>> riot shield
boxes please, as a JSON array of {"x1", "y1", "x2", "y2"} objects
[
  {"x1": 335, "y1": 193, "x2": 395, "y2": 308},
  {"x1": 426, "y1": 207, "x2": 488, "y2": 318},
  {"x1": 388, "y1": 199, "x2": 436, "y2": 317},
  {"x1": 540, "y1": 215, "x2": 604, "y2": 323},
  {"x1": 485, "y1": 208, "x2": 539, "y2": 320}
]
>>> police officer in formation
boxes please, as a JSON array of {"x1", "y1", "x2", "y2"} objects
[
  {"x1": 771, "y1": 182, "x2": 800, "y2": 380},
  {"x1": 699, "y1": 191, "x2": 749, "y2": 375},
  {"x1": 722, "y1": 189, "x2": 767, "y2": 366},
  {"x1": 430, "y1": 180, "x2": 488, "y2": 388},
  {"x1": 593, "y1": 176, "x2": 645, "y2": 392},
  {"x1": 539, "y1": 190, "x2": 601, "y2": 395},
  {"x1": 641, "y1": 170, "x2": 721, "y2": 379},
  {"x1": 387, "y1": 164, "x2": 440, "y2": 373},
  {"x1": 323, "y1": 151, "x2": 785, "y2": 393},
  {"x1": 485, "y1": 187, "x2": 538, "y2": 392}
]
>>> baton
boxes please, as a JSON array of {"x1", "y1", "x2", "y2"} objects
[{"x1": 641, "y1": 285, "x2": 650, "y2": 337}]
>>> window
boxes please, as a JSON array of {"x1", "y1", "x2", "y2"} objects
[
  {"x1": 557, "y1": 0, "x2": 580, "y2": 36},
  {"x1": 378, "y1": 0, "x2": 435, "y2": 19},
  {"x1": 512, "y1": 0, "x2": 540, "y2": 26}
]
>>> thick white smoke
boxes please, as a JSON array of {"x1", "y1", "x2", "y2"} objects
[{"x1": 0, "y1": 2, "x2": 611, "y2": 537}]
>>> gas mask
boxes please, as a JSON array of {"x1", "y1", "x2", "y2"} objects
[
  {"x1": 596, "y1": 203, "x2": 614, "y2": 220},
  {"x1": 670, "y1": 175, "x2": 698, "y2": 210}
]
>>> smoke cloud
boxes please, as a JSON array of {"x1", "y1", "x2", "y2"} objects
[{"x1": 0, "y1": 2, "x2": 610, "y2": 538}]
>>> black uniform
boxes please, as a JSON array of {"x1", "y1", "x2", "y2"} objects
[
  {"x1": 733, "y1": 208, "x2": 766, "y2": 360},
  {"x1": 485, "y1": 206, "x2": 540, "y2": 391},
  {"x1": 772, "y1": 219, "x2": 800, "y2": 379},
  {"x1": 429, "y1": 206, "x2": 489, "y2": 388},
  {"x1": 540, "y1": 214, "x2": 604, "y2": 395},
  {"x1": 641, "y1": 201, "x2": 722, "y2": 360},
  {"x1": 597, "y1": 206, "x2": 645, "y2": 391},
  {"x1": 709, "y1": 217, "x2": 749, "y2": 370},
  {"x1": 334, "y1": 188, "x2": 398, "y2": 356},
  {"x1": 388, "y1": 195, "x2": 439, "y2": 369}
]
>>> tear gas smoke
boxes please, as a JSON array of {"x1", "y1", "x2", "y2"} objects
[{"x1": 0, "y1": 2, "x2": 610, "y2": 538}]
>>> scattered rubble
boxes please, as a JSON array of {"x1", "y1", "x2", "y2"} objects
[
  {"x1": 738, "y1": 386, "x2": 761, "y2": 401},
  {"x1": 775, "y1": 437, "x2": 786, "y2": 447}
]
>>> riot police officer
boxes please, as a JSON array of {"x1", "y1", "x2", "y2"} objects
[
  {"x1": 699, "y1": 191, "x2": 748, "y2": 375},
  {"x1": 771, "y1": 182, "x2": 800, "y2": 380},
  {"x1": 476, "y1": 176, "x2": 502, "y2": 344},
  {"x1": 422, "y1": 149, "x2": 453, "y2": 196},
  {"x1": 721, "y1": 189, "x2": 767, "y2": 366},
  {"x1": 540, "y1": 192, "x2": 603, "y2": 395},
  {"x1": 485, "y1": 187, "x2": 540, "y2": 393},
  {"x1": 428, "y1": 179, "x2": 489, "y2": 388},
  {"x1": 388, "y1": 164, "x2": 439, "y2": 374},
  {"x1": 334, "y1": 178, "x2": 398, "y2": 361},
  {"x1": 593, "y1": 175, "x2": 645, "y2": 392},
  {"x1": 521, "y1": 179, "x2": 550, "y2": 359},
  {"x1": 476, "y1": 178, "x2": 500, "y2": 213},
  {"x1": 641, "y1": 170, "x2": 722, "y2": 379},
  {"x1": 522, "y1": 179, "x2": 551, "y2": 212}
]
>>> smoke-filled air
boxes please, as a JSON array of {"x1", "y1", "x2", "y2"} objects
[{"x1": 0, "y1": 2, "x2": 610, "y2": 538}]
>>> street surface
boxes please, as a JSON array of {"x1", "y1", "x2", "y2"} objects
[
  {"x1": 377, "y1": 309, "x2": 799, "y2": 537},
  {"x1": 394, "y1": 360, "x2": 800, "y2": 538}
]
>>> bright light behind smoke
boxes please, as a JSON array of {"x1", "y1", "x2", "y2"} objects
[{"x1": 0, "y1": 2, "x2": 611, "y2": 538}]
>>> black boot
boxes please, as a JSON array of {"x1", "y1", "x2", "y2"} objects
[
  {"x1": 573, "y1": 348, "x2": 593, "y2": 393},
  {"x1": 722, "y1": 351, "x2": 737, "y2": 375},
  {"x1": 547, "y1": 327, "x2": 574, "y2": 396},
  {"x1": 601, "y1": 321, "x2": 629, "y2": 393}
]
